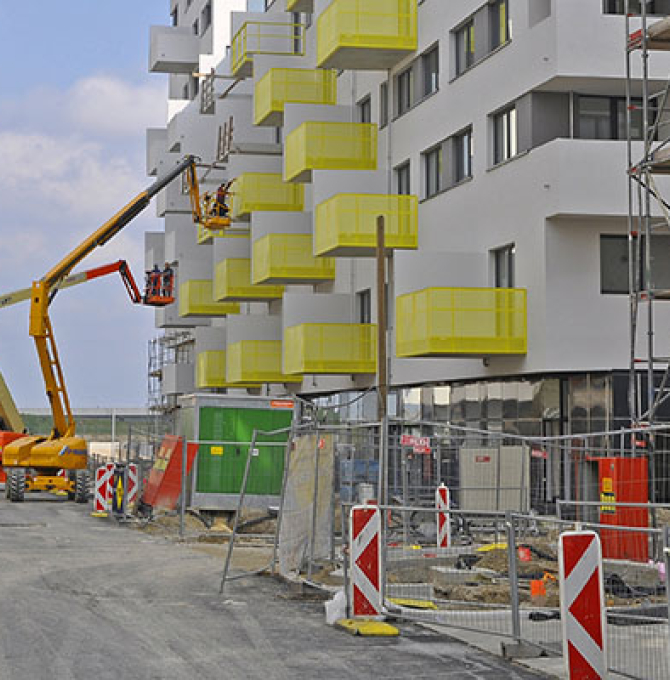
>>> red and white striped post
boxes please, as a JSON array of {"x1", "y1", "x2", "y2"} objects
[
  {"x1": 127, "y1": 463, "x2": 138, "y2": 508},
  {"x1": 559, "y1": 531, "x2": 608, "y2": 679},
  {"x1": 349, "y1": 504, "x2": 382, "y2": 617},
  {"x1": 436, "y1": 483, "x2": 451, "y2": 549},
  {"x1": 104, "y1": 462, "x2": 115, "y2": 507}
]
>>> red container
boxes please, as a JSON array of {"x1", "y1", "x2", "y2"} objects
[
  {"x1": 143, "y1": 435, "x2": 199, "y2": 511},
  {"x1": 598, "y1": 457, "x2": 648, "y2": 562},
  {"x1": 0, "y1": 431, "x2": 24, "y2": 483}
]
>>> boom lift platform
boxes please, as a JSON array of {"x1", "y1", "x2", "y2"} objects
[
  {"x1": 186, "y1": 162, "x2": 233, "y2": 230},
  {"x1": 2, "y1": 156, "x2": 196, "y2": 502}
]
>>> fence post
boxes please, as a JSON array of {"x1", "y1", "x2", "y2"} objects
[
  {"x1": 271, "y1": 424, "x2": 295, "y2": 576},
  {"x1": 307, "y1": 426, "x2": 321, "y2": 581},
  {"x1": 506, "y1": 511, "x2": 522, "y2": 641}
]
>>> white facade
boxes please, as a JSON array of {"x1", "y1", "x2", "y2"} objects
[{"x1": 145, "y1": 0, "x2": 670, "y2": 430}]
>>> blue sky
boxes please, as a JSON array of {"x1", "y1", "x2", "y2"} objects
[{"x1": 0, "y1": 0, "x2": 173, "y2": 409}]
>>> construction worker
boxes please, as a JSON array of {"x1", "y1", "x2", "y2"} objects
[
  {"x1": 215, "y1": 180, "x2": 233, "y2": 218},
  {"x1": 146, "y1": 265, "x2": 161, "y2": 300},
  {"x1": 162, "y1": 262, "x2": 174, "y2": 298}
]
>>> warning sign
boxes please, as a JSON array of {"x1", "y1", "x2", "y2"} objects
[{"x1": 600, "y1": 492, "x2": 616, "y2": 515}]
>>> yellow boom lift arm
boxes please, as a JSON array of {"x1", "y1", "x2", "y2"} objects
[{"x1": 3, "y1": 156, "x2": 196, "y2": 502}]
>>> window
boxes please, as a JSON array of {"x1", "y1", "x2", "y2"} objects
[
  {"x1": 192, "y1": 18, "x2": 199, "y2": 35},
  {"x1": 171, "y1": 5, "x2": 178, "y2": 26},
  {"x1": 357, "y1": 96, "x2": 372, "y2": 124},
  {"x1": 423, "y1": 146, "x2": 443, "y2": 198},
  {"x1": 604, "y1": 0, "x2": 668, "y2": 15},
  {"x1": 576, "y1": 95, "x2": 645, "y2": 141},
  {"x1": 493, "y1": 106, "x2": 517, "y2": 164},
  {"x1": 201, "y1": 2, "x2": 212, "y2": 33},
  {"x1": 396, "y1": 68, "x2": 413, "y2": 116},
  {"x1": 380, "y1": 82, "x2": 389, "y2": 128},
  {"x1": 421, "y1": 46, "x2": 439, "y2": 97},
  {"x1": 490, "y1": 0, "x2": 510, "y2": 50},
  {"x1": 357, "y1": 290, "x2": 372, "y2": 324},
  {"x1": 454, "y1": 128, "x2": 473, "y2": 183},
  {"x1": 494, "y1": 245, "x2": 515, "y2": 288},
  {"x1": 395, "y1": 162, "x2": 411, "y2": 195},
  {"x1": 600, "y1": 236, "x2": 629, "y2": 294},
  {"x1": 455, "y1": 20, "x2": 475, "y2": 76}
]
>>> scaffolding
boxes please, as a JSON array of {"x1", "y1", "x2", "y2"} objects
[{"x1": 626, "y1": 3, "x2": 670, "y2": 497}]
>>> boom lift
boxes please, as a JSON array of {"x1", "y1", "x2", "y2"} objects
[
  {"x1": 3, "y1": 156, "x2": 196, "y2": 502},
  {"x1": 186, "y1": 163, "x2": 233, "y2": 230}
]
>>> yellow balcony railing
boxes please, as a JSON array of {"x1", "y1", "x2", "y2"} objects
[
  {"x1": 179, "y1": 280, "x2": 241, "y2": 318},
  {"x1": 197, "y1": 351, "x2": 259, "y2": 388},
  {"x1": 214, "y1": 259, "x2": 284, "y2": 302},
  {"x1": 284, "y1": 121, "x2": 378, "y2": 183},
  {"x1": 252, "y1": 234, "x2": 336, "y2": 284},
  {"x1": 231, "y1": 21, "x2": 306, "y2": 78},
  {"x1": 314, "y1": 193, "x2": 418, "y2": 257},
  {"x1": 286, "y1": 0, "x2": 313, "y2": 11},
  {"x1": 317, "y1": 0, "x2": 418, "y2": 70},
  {"x1": 231, "y1": 173, "x2": 304, "y2": 220},
  {"x1": 396, "y1": 288, "x2": 528, "y2": 357},
  {"x1": 197, "y1": 222, "x2": 251, "y2": 244},
  {"x1": 254, "y1": 68, "x2": 337, "y2": 127},
  {"x1": 283, "y1": 324, "x2": 377, "y2": 375},
  {"x1": 226, "y1": 340, "x2": 297, "y2": 384}
]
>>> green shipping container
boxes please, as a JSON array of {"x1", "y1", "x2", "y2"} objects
[{"x1": 180, "y1": 395, "x2": 294, "y2": 510}]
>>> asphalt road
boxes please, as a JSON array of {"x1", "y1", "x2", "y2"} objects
[{"x1": 0, "y1": 494, "x2": 547, "y2": 680}]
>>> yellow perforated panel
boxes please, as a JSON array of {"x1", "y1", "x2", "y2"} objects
[
  {"x1": 254, "y1": 68, "x2": 337, "y2": 127},
  {"x1": 252, "y1": 234, "x2": 336, "y2": 284},
  {"x1": 283, "y1": 324, "x2": 377, "y2": 375},
  {"x1": 226, "y1": 340, "x2": 296, "y2": 384},
  {"x1": 231, "y1": 173, "x2": 304, "y2": 219},
  {"x1": 314, "y1": 193, "x2": 418, "y2": 257},
  {"x1": 214, "y1": 259, "x2": 284, "y2": 302},
  {"x1": 179, "y1": 281, "x2": 241, "y2": 318},
  {"x1": 396, "y1": 288, "x2": 527, "y2": 357},
  {"x1": 317, "y1": 0, "x2": 417, "y2": 70},
  {"x1": 231, "y1": 21, "x2": 306, "y2": 77},
  {"x1": 284, "y1": 122, "x2": 378, "y2": 183},
  {"x1": 197, "y1": 351, "x2": 258, "y2": 388}
]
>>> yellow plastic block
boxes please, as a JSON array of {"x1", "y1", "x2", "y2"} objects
[
  {"x1": 283, "y1": 324, "x2": 376, "y2": 375},
  {"x1": 255, "y1": 68, "x2": 337, "y2": 127},
  {"x1": 388, "y1": 598, "x2": 438, "y2": 611},
  {"x1": 252, "y1": 234, "x2": 336, "y2": 284},
  {"x1": 179, "y1": 281, "x2": 241, "y2": 318},
  {"x1": 231, "y1": 21, "x2": 306, "y2": 78},
  {"x1": 335, "y1": 619, "x2": 399, "y2": 637},
  {"x1": 286, "y1": 0, "x2": 313, "y2": 11},
  {"x1": 231, "y1": 173, "x2": 304, "y2": 220},
  {"x1": 196, "y1": 350, "x2": 259, "y2": 389},
  {"x1": 215, "y1": 259, "x2": 284, "y2": 302},
  {"x1": 315, "y1": 193, "x2": 418, "y2": 257},
  {"x1": 396, "y1": 287, "x2": 527, "y2": 357},
  {"x1": 226, "y1": 340, "x2": 297, "y2": 384},
  {"x1": 284, "y1": 122, "x2": 378, "y2": 183},
  {"x1": 317, "y1": 0, "x2": 418, "y2": 70}
]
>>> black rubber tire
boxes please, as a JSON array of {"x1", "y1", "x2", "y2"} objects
[
  {"x1": 8, "y1": 468, "x2": 26, "y2": 503},
  {"x1": 4, "y1": 479, "x2": 10, "y2": 499},
  {"x1": 74, "y1": 469, "x2": 90, "y2": 504}
]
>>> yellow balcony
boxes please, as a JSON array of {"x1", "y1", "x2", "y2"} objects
[
  {"x1": 254, "y1": 68, "x2": 337, "y2": 127},
  {"x1": 196, "y1": 351, "x2": 259, "y2": 389},
  {"x1": 315, "y1": 193, "x2": 418, "y2": 257},
  {"x1": 396, "y1": 288, "x2": 527, "y2": 357},
  {"x1": 231, "y1": 21, "x2": 305, "y2": 78},
  {"x1": 226, "y1": 340, "x2": 297, "y2": 384},
  {"x1": 284, "y1": 122, "x2": 378, "y2": 183},
  {"x1": 317, "y1": 0, "x2": 418, "y2": 70},
  {"x1": 252, "y1": 234, "x2": 336, "y2": 285},
  {"x1": 179, "y1": 281, "x2": 241, "y2": 318},
  {"x1": 284, "y1": 324, "x2": 377, "y2": 375},
  {"x1": 231, "y1": 173, "x2": 304, "y2": 220},
  {"x1": 196, "y1": 222, "x2": 250, "y2": 244},
  {"x1": 214, "y1": 259, "x2": 285, "y2": 302},
  {"x1": 286, "y1": 0, "x2": 313, "y2": 11}
]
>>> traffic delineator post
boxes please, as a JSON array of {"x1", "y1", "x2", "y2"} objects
[
  {"x1": 127, "y1": 463, "x2": 138, "y2": 508},
  {"x1": 436, "y1": 483, "x2": 450, "y2": 549},
  {"x1": 559, "y1": 531, "x2": 608, "y2": 679},
  {"x1": 91, "y1": 465, "x2": 113, "y2": 517},
  {"x1": 350, "y1": 504, "x2": 382, "y2": 617}
]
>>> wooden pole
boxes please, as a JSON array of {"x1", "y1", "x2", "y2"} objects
[{"x1": 376, "y1": 216, "x2": 387, "y2": 420}]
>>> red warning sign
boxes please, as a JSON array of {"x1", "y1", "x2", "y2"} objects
[
  {"x1": 349, "y1": 505, "x2": 382, "y2": 617},
  {"x1": 143, "y1": 436, "x2": 199, "y2": 510}
]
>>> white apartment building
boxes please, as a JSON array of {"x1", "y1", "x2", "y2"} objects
[{"x1": 146, "y1": 0, "x2": 670, "y2": 506}]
